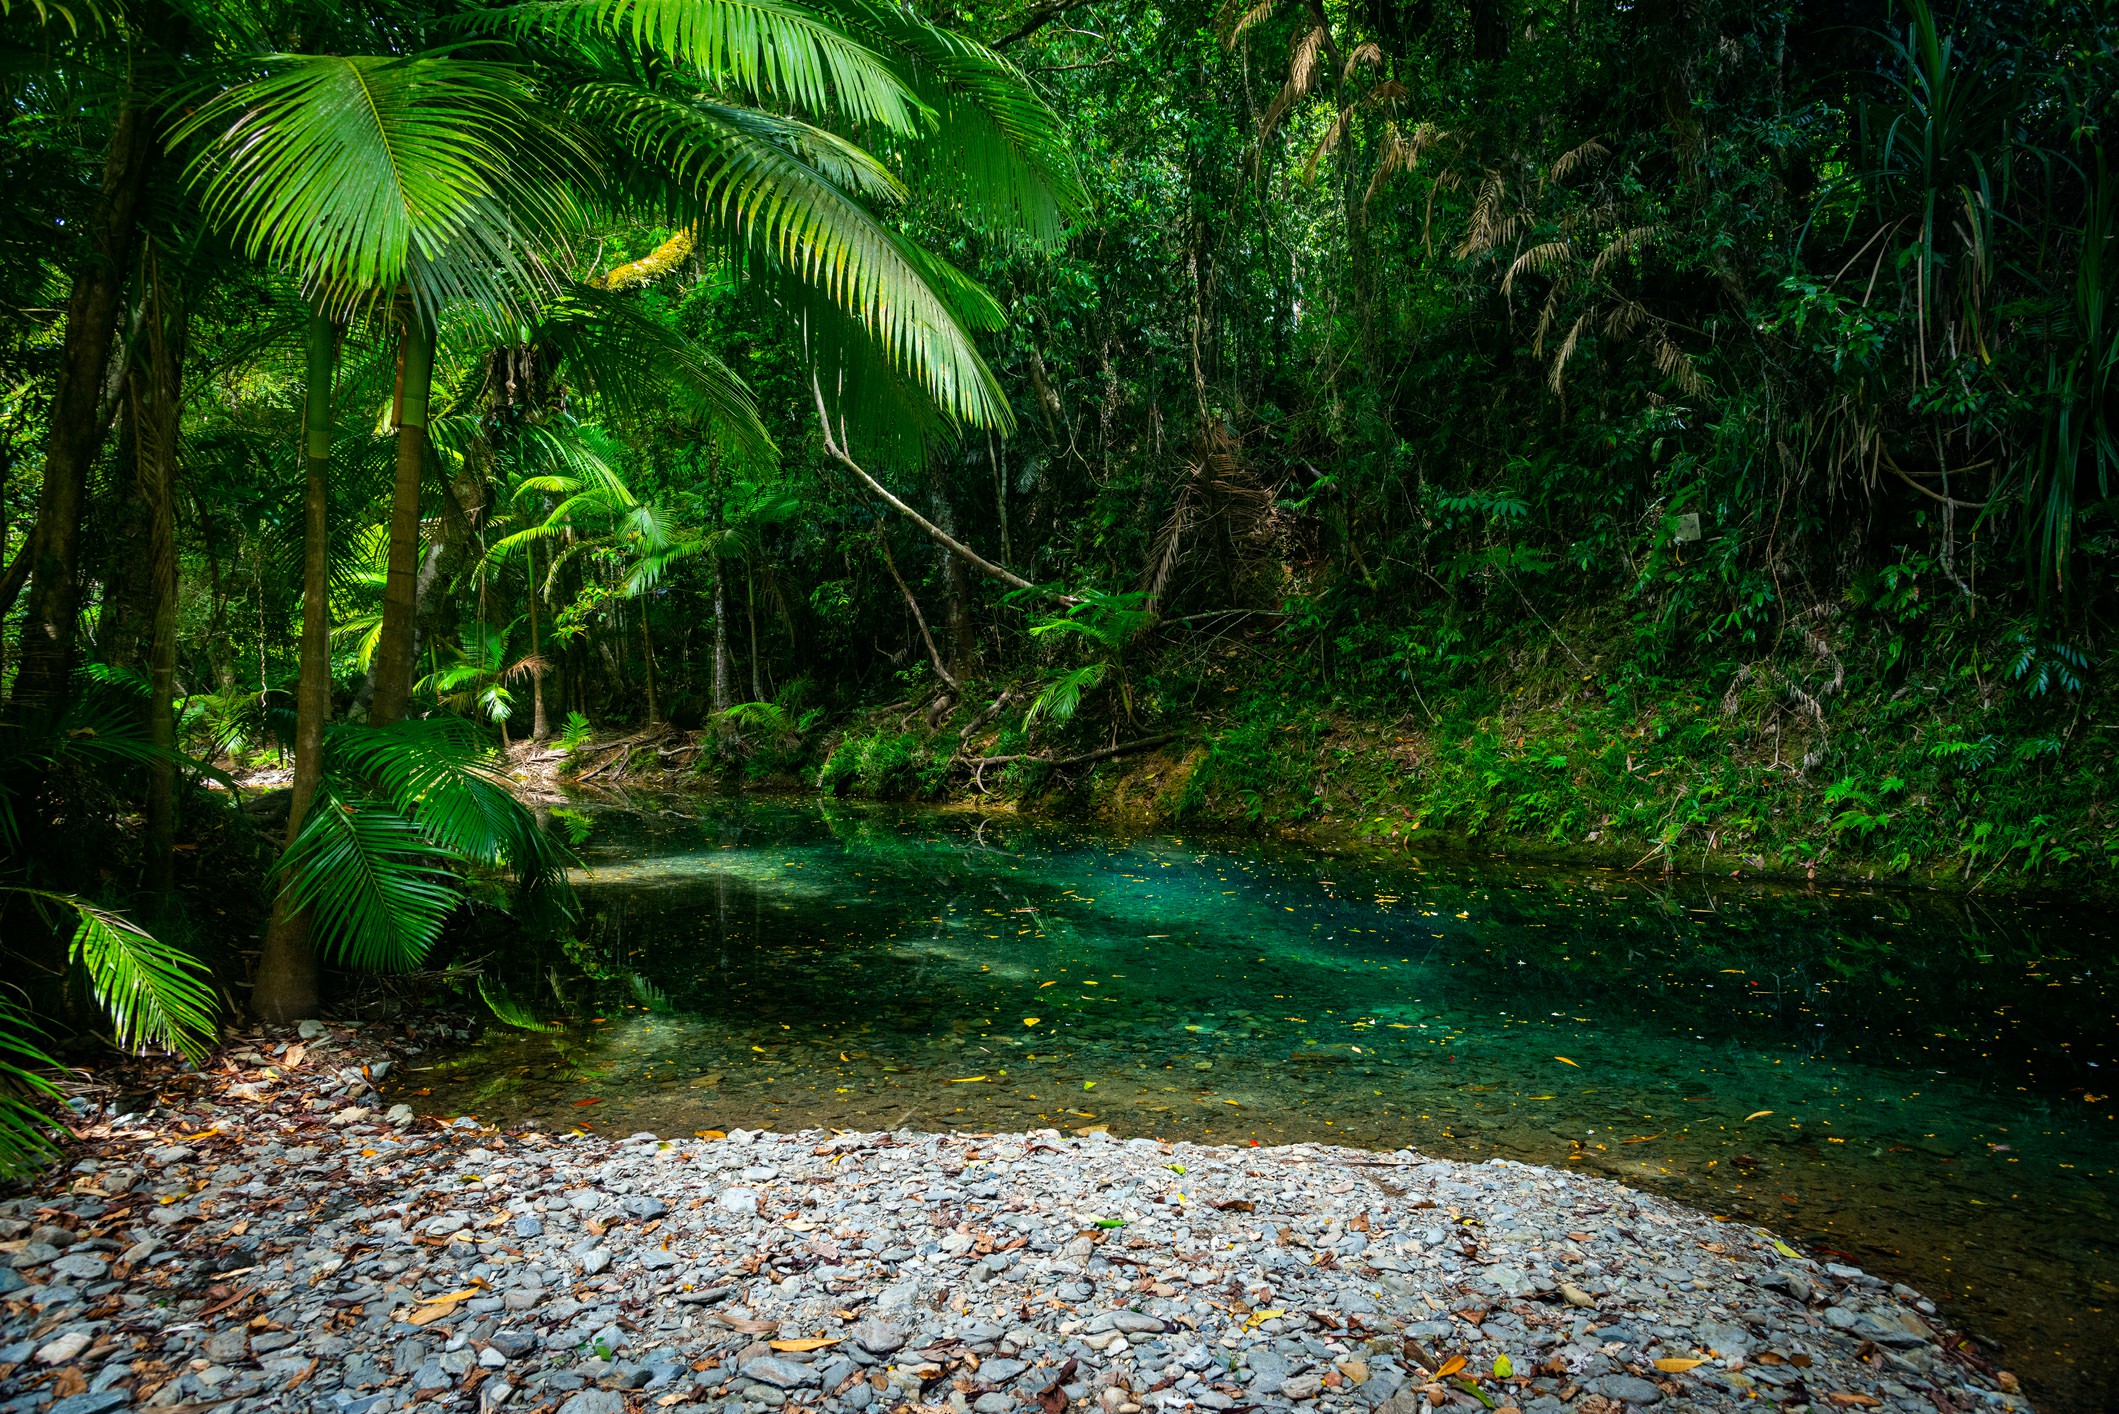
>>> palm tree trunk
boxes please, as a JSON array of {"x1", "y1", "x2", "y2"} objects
[
  {"x1": 528, "y1": 543, "x2": 548, "y2": 740},
  {"x1": 139, "y1": 252, "x2": 185, "y2": 901},
  {"x1": 369, "y1": 309, "x2": 434, "y2": 727},
  {"x1": 711, "y1": 559, "x2": 731, "y2": 715},
  {"x1": 10, "y1": 95, "x2": 157, "y2": 723},
  {"x1": 253, "y1": 307, "x2": 336, "y2": 1024}
]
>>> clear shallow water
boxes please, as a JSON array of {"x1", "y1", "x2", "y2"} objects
[{"x1": 405, "y1": 798, "x2": 2118, "y2": 1411}]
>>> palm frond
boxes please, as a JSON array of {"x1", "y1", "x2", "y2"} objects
[
  {"x1": 479, "y1": 975, "x2": 564, "y2": 1032},
  {"x1": 276, "y1": 788, "x2": 464, "y2": 972},
  {"x1": 173, "y1": 54, "x2": 579, "y2": 317},
  {"x1": 523, "y1": 0, "x2": 924, "y2": 133},
  {"x1": 1024, "y1": 662, "x2": 1107, "y2": 731},
  {"x1": 66, "y1": 899, "x2": 219, "y2": 1060},
  {"x1": 822, "y1": 0, "x2": 1084, "y2": 242},
  {"x1": 0, "y1": 994, "x2": 62, "y2": 1180},
  {"x1": 579, "y1": 83, "x2": 1010, "y2": 428}
]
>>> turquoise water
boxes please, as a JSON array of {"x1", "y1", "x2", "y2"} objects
[{"x1": 407, "y1": 798, "x2": 2118, "y2": 1410}]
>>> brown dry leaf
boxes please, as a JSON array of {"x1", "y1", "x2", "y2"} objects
[
  {"x1": 49, "y1": 1369, "x2": 88, "y2": 1399},
  {"x1": 769, "y1": 1338, "x2": 843, "y2": 1353},
  {"x1": 402, "y1": 1287, "x2": 486, "y2": 1326},
  {"x1": 1824, "y1": 1397, "x2": 1882, "y2": 1409},
  {"x1": 284, "y1": 1045, "x2": 307, "y2": 1068},
  {"x1": 1653, "y1": 1359, "x2": 1705, "y2": 1373},
  {"x1": 1212, "y1": 1200, "x2": 1256, "y2": 1213},
  {"x1": 714, "y1": 1315, "x2": 781, "y2": 1335}
]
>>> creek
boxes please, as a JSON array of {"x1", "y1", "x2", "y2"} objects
[{"x1": 407, "y1": 798, "x2": 2118, "y2": 1411}]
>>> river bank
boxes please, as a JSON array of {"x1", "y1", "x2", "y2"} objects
[{"x1": 0, "y1": 1021, "x2": 2030, "y2": 1414}]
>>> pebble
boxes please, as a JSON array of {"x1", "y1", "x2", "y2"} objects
[{"x1": 0, "y1": 1021, "x2": 2036, "y2": 1414}]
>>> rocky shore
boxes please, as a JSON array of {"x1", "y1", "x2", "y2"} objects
[{"x1": 0, "y1": 1024, "x2": 2029, "y2": 1414}]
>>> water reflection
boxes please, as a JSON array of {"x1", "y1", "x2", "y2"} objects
[{"x1": 405, "y1": 798, "x2": 2118, "y2": 1411}]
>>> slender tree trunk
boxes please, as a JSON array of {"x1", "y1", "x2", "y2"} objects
[
  {"x1": 369, "y1": 308, "x2": 434, "y2": 726},
  {"x1": 11, "y1": 96, "x2": 156, "y2": 722},
  {"x1": 879, "y1": 532, "x2": 959, "y2": 693},
  {"x1": 138, "y1": 252, "x2": 185, "y2": 901},
  {"x1": 252, "y1": 307, "x2": 337, "y2": 1025},
  {"x1": 528, "y1": 543, "x2": 548, "y2": 740},
  {"x1": 642, "y1": 609, "x2": 662, "y2": 725},
  {"x1": 710, "y1": 559, "x2": 731, "y2": 716},
  {"x1": 746, "y1": 563, "x2": 762, "y2": 703}
]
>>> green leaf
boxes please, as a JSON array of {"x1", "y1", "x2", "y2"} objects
[
  {"x1": 277, "y1": 789, "x2": 464, "y2": 972},
  {"x1": 69, "y1": 902, "x2": 219, "y2": 1061}
]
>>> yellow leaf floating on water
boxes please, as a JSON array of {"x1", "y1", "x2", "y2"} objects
[
  {"x1": 1039, "y1": 981, "x2": 1057, "y2": 988},
  {"x1": 1654, "y1": 1358, "x2": 1706, "y2": 1373},
  {"x1": 1023, "y1": 1018, "x2": 1041, "y2": 1027},
  {"x1": 1084, "y1": 1081, "x2": 1097, "y2": 1090},
  {"x1": 1773, "y1": 1240, "x2": 1802, "y2": 1258},
  {"x1": 770, "y1": 1338, "x2": 842, "y2": 1352},
  {"x1": 1745, "y1": 1110, "x2": 1774, "y2": 1122},
  {"x1": 1555, "y1": 1057, "x2": 1580, "y2": 1067},
  {"x1": 948, "y1": 1076, "x2": 988, "y2": 1084}
]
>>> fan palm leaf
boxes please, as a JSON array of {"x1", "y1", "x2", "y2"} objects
[{"x1": 173, "y1": 54, "x2": 581, "y2": 316}]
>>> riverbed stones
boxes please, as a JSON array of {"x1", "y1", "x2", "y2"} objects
[{"x1": 0, "y1": 1021, "x2": 2037, "y2": 1414}]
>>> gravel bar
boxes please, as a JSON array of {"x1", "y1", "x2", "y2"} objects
[{"x1": 0, "y1": 1023, "x2": 2032, "y2": 1414}]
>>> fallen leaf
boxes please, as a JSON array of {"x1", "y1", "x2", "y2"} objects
[
  {"x1": 1654, "y1": 1358, "x2": 1705, "y2": 1373},
  {"x1": 1824, "y1": 1396, "x2": 1881, "y2": 1409},
  {"x1": 1213, "y1": 1200, "x2": 1256, "y2": 1213},
  {"x1": 695, "y1": 1130, "x2": 726, "y2": 1140},
  {"x1": 283, "y1": 1045, "x2": 306, "y2": 1068},
  {"x1": 572, "y1": 1098, "x2": 602, "y2": 1107},
  {"x1": 402, "y1": 1285, "x2": 487, "y2": 1326},
  {"x1": 1023, "y1": 1018, "x2": 1041, "y2": 1027},
  {"x1": 1745, "y1": 1110, "x2": 1774, "y2": 1122},
  {"x1": 49, "y1": 1369, "x2": 87, "y2": 1398},
  {"x1": 1554, "y1": 1057, "x2": 1579, "y2": 1067},
  {"x1": 1557, "y1": 1283, "x2": 1594, "y2": 1308},
  {"x1": 948, "y1": 1076, "x2": 989, "y2": 1084},
  {"x1": 713, "y1": 1315, "x2": 781, "y2": 1335},
  {"x1": 1432, "y1": 1355, "x2": 1466, "y2": 1379},
  {"x1": 177, "y1": 1127, "x2": 219, "y2": 1143},
  {"x1": 1772, "y1": 1240, "x2": 1801, "y2": 1259},
  {"x1": 1039, "y1": 981, "x2": 1057, "y2": 989},
  {"x1": 769, "y1": 1338, "x2": 843, "y2": 1352},
  {"x1": 1492, "y1": 1355, "x2": 1513, "y2": 1378},
  {"x1": 1242, "y1": 1308, "x2": 1287, "y2": 1331}
]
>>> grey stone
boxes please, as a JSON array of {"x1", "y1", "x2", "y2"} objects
[
  {"x1": 974, "y1": 1396, "x2": 1016, "y2": 1412},
  {"x1": 853, "y1": 1318, "x2": 908, "y2": 1354},
  {"x1": 49, "y1": 1394, "x2": 132, "y2": 1414},
  {"x1": 718, "y1": 1188, "x2": 761, "y2": 1217},
  {"x1": 979, "y1": 1360, "x2": 1030, "y2": 1384},
  {"x1": 514, "y1": 1215, "x2": 545, "y2": 1239},
  {"x1": 558, "y1": 1391, "x2": 626, "y2": 1414},
  {"x1": 1279, "y1": 1375, "x2": 1324, "y2": 1401},
  {"x1": 47, "y1": 1253, "x2": 109, "y2": 1283},
  {"x1": 491, "y1": 1331, "x2": 541, "y2": 1359},
  {"x1": 297, "y1": 1020, "x2": 326, "y2": 1039},
  {"x1": 619, "y1": 1196, "x2": 668, "y2": 1221},
  {"x1": 579, "y1": 1248, "x2": 612, "y2": 1276},
  {"x1": 1585, "y1": 1375, "x2": 1663, "y2": 1405},
  {"x1": 204, "y1": 1329, "x2": 249, "y2": 1363},
  {"x1": 742, "y1": 1357, "x2": 823, "y2": 1390}
]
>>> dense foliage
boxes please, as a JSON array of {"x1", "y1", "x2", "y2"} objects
[{"x1": 0, "y1": 0, "x2": 2115, "y2": 1153}]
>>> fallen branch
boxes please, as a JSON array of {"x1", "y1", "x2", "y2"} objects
[
  {"x1": 966, "y1": 732, "x2": 1178, "y2": 770},
  {"x1": 812, "y1": 374, "x2": 1072, "y2": 604}
]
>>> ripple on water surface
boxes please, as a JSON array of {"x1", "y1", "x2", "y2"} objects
[{"x1": 405, "y1": 798, "x2": 2118, "y2": 1412}]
